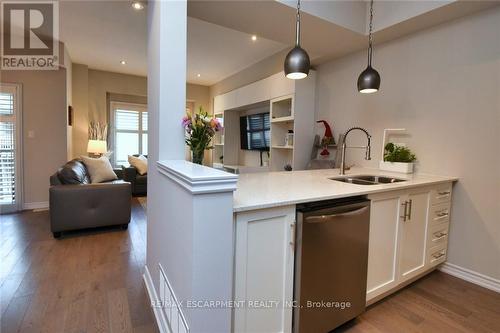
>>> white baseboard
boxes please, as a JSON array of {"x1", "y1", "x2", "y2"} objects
[
  {"x1": 143, "y1": 266, "x2": 170, "y2": 333},
  {"x1": 23, "y1": 201, "x2": 49, "y2": 211},
  {"x1": 439, "y1": 262, "x2": 500, "y2": 293}
]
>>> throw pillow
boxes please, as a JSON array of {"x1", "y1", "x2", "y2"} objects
[
  {"x1": 128, "y1": 155, "x2": 148, "y2": 175},
  {"x1": 80, "y1": 156, "x2": 118, "y2": 183}
]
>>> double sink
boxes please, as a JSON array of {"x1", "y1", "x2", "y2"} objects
[{"x1": 331, "y1": 175, "x2": 406, "y2": 185}]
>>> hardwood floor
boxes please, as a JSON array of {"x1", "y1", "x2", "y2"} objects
[
  {"x1": 336, "y1": 271, "x2": 500, "y2": 333},
  {"x1": 0, "y1": 199, "x2": 158, "y2": 333},
  {"x1": 2, "y1": 199, "x2": 499, "y2": 333}
]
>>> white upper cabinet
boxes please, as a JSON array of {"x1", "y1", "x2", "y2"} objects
[
  {"x1": 213, "y1": 71, "x2": 300, "y2": 114},
  {"x1": 236, "y1": 79, "x2": 270, "y2": 107},
  {"x1": 214, "y1": 90, "x2": 237, "y2": 114},
  {"x1": 268, "y1": 72, "x2": 295, "y2": 99}
]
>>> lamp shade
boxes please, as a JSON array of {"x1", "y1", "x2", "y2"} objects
[
  {"x1": 87, "y1": 140, "x2": 107, "y2": 154},
  {"x1": 357, "y1": 66, "x2": 381, "y2": 93},
  {"x1": 284, "y1": 46, "x2": 310, "y2": 79}
]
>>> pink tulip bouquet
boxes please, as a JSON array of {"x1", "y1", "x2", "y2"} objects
[{"x1": 182, "y1": 107, "x2": 222, "y2": 164}]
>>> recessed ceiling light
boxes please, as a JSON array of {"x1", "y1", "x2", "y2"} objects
[
  {"x1": 120, "y1": 60, "x2": 126, "y2": 65},
  {"x1": 251, "y1": 35, "x2": 257, "y2": 41},
  {"x1": 132, "y1": 1, "x2": 144, "y2": 10},
  {"x1": 197, "y1": 74, "x2": 201, "y2": 78}
]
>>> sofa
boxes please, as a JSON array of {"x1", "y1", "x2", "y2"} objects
[
  {"x1": 49, "y1": 159, "x2": 131, "y2": 238},
  {"x1": 122, "y1": 155, "x2": 147, "y2": 196}
]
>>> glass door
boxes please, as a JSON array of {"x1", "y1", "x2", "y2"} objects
[{"x1": 0, "y1": 84, "x2": 21, "y2": 214}]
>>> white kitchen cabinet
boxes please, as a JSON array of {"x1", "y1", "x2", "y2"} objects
[
  {"x1": 367, "y1": 182, "x2": 453, "y2": 303},
  {"x1": 236, "y1": 79, "x2": 270, "y2": 106},
  {"x1": 366, "y1": 191, "x2": 404, "y2": 301},
  {"x1": 268, "y1": 72, "x2": 295, "y2": 98},
  {"x1": 214, "y1": 90, "x2": 237, "y2": 114},
  {"x1": 234, "y1": 205, "x2": 296, "y2": 333},
  {"x1": 398, "y1": 189, "x2": 431, "y2": 282}
]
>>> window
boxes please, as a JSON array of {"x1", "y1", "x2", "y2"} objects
[
  {"x1": 110, "y1": 102, "x2": 147, "y2": 166},
  {"x1": 240, "y1": 112, "x2": 270, "y2": 150},
  {"x1": 0, "y1": 84, "x2": 21, "y2": 213}
]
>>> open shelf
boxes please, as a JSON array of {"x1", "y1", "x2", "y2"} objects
[
  {"x1": 272, "y1": 145, "x2": 294, "y2": 150},
  {"x1": 271, "y1": 95, "x2": 293, "y2": 120},
  {"x1": 271, "y1": 116, "x2": 294, "y2": 123}
]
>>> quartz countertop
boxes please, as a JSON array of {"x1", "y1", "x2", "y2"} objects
[{"x1": 233, "y1": 167, "x2": 457, "y2": 212}]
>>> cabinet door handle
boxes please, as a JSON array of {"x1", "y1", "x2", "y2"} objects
[
  {"x1": 289, "y1": 223, "x2": 295, "y2": 247},
  {"x1": 400, "y1": 201, "x2": 408, "y2": 222},
  {"x1": 407, "y1": 199, "x2": 413, "y2": 220}
]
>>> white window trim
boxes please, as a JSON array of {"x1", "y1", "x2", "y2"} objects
[
  {"x1": 0, "y1": 83, "x2": 23, "y2": 213},
  {"x1": 109, "y1": 101, "x2": 148, "y2": 167}
]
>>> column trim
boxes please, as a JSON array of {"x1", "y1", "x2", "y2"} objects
[{"x1": 157, "y1": 160, "x2": 238, "y2": 194}]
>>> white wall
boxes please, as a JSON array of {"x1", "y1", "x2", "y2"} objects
[{"x1": 316, "y1": 7, "x2": 500, "y2": 280}]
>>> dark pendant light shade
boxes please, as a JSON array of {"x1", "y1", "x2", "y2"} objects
[
  {"x1": 284, "y1": 0, "x2": 310, "y2": 80},
  {"x1": 357, "y1": 66, "x2": 380, "y2": 94},
  {"x1": 358, "y1": 0, "x2": 380, "y2": 93},
  {"x1": 284, "y1": 46, "x2": 310, "y2": 80}
]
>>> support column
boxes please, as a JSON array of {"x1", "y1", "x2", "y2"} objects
[{"x1": 145, "y1": 2, "x2": 238, "y2": 333}]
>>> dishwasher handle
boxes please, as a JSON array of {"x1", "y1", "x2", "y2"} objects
[{"x1": 304, "y1": 206, "x2": 369, "y2": 224}]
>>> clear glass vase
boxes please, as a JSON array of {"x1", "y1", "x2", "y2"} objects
[{"x1": 192, "y1": 150, "x2": 204, "y2": 165}]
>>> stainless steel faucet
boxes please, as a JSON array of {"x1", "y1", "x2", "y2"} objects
[{"x1": 340, "y1": 127, "x2": 372, "y2": 175}]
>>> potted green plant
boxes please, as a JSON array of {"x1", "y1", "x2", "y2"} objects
[{"x1": 379, "y1": 143, "x2": 417, "y2": 173}]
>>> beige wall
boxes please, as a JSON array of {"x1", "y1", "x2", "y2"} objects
[
  {"x1": 1, "y1": 69, "x2": 67, "y2": 205},
  {"x1": 71, "y1": 65, "x2": 147, "y2": 157},
  {"x1": 187, "y1": 83, "x2": 210, "y2": 113},
  {"x1": 72, "y1": 65, "x2": 210, "y2": 157},
  {"x1": 316, "y1": 7, "x2": 500, "y2": 280}
]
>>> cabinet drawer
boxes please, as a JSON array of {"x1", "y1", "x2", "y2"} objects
[
  {"x1": 429, "y1": 203, "x2": 450, "y2": 226},
  {"x1": 427, "y1": 222, "x2": 449, "y2": 248},
  {"x1": 427, "y1": 244, "x2": 447, "y2": 267},
  {"x1": 431, "y1": 184, "x2": 452, "y2": 205}
]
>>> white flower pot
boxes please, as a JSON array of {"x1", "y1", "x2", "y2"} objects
[{"x1": 379, "y1": 161, "x2": 414, "y2": 174}]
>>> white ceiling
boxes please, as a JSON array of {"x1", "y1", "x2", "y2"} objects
[
  {"x1": 59, "y1": 1, "x2": 287, "y2": 85},
  {"x1": 187, "y1": 17, "x2": 287, "y2": 85},
  {"x1": 60, "y1": 1, "x2": 148, "y2": 77},
  {"x1": 60, "y1": 1, "x2": 499, "y2": 86}
]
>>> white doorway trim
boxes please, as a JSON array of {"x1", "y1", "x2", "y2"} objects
[{"x1": 0, "y1": 83, "x2": 23, "y2": 213}]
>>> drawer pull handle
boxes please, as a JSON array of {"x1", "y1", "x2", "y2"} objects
[
  {"x1": 436, "y1": 191, "x2": 451, "y2": 199},
  {"x1": 434, "y1": 212, "x2": 449, "y2": 220},
  {"x1": 431, "y1": 251, "x2": 446, "y2": 262},
  {"x1": 432, "y1": 232, "x2": 447, "y2": 241}
]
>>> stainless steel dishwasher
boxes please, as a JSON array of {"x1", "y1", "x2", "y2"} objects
[{"x1": 294, "y1": 197, "x2": 370, "y2": 333}]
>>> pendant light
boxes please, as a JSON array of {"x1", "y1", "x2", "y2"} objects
[
  {"x1": 284, "y1": 0, "x2": 310, "y2": 80},
  {"x1": 357, "y1": 0, "x2": 380, "y2": 93}
]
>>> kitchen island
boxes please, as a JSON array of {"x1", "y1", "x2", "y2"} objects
[{"x1": 232, "y1": 167, "x2": 457, "y2": 333}]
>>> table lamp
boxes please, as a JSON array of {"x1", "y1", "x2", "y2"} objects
[{"x1": 87, "y1": 140, "x2": 107, "y2": 157}]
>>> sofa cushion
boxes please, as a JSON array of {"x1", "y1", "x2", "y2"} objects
[
  {"x1": 128, "y1": 155, "x2": 148, "y2": 175},
  {"x1": 135, "y1": 174, "x2": 147, "y2": 185},
  {"x1": 57, "y1": 159, "x2": 91, "y2": 184},
  {"x1": 81, "y1": 156, "x2": 118, "y2": 184}
]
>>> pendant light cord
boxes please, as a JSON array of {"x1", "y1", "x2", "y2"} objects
[
  {"x1": 368, "y1": 0, "x2": 374, "y2": 66},
  {"x1": 295, "y1": 0, "x2": 301, "y2": 46}
]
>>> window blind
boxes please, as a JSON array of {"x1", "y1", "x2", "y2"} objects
[{"x1": 0, "y1": 92, "x2": 15, "y2": 204}]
